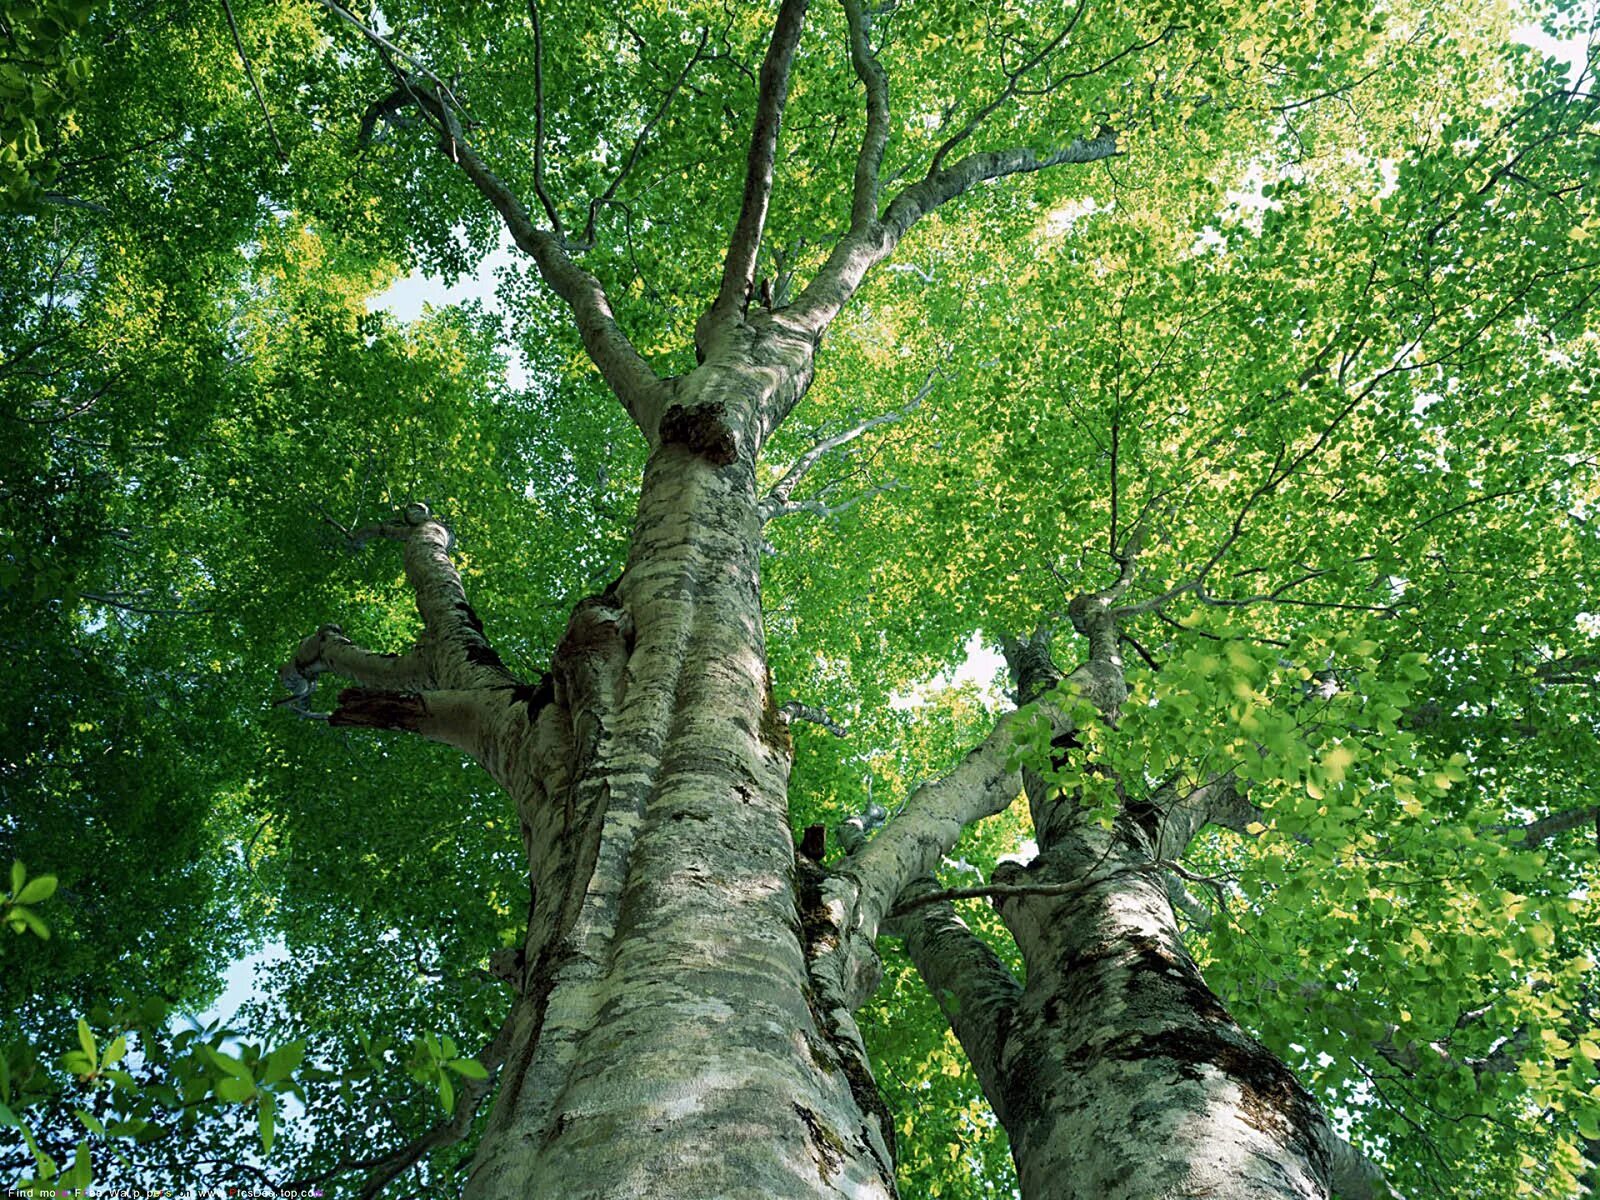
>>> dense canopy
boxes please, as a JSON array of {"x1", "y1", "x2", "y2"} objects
[{"x1": 2, "y1": 0, "x2": 1598, "y2": 1197}]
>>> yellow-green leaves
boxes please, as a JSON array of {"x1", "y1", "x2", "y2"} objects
[{"x1": 4, "y1": 862, "x2": 57, "y2": 939}]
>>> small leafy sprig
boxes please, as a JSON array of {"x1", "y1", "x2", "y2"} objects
[{"x1": 4, "y1": 861, "x2": 58, "y2": 939}]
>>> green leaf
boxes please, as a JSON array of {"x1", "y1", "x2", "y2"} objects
[
  {"x1": 202, "y1": 1045, "x2": 252, "y2": 1080},
  {"x1": 260, "y1": 1039, "x2": 304, "y2": 1085},
  {"x1": 437, "y1": 1073, "x2": 454, "y2": 1115},
  {"x1": 75, "y1": 1108, "x2": 105, "y2": 1136},
  {"x1": 446, "y1": 1057, "x2": 489, "y2": 1080},
  {"x1": 13, "y1": 874, "x2": 57, "y2": 905},
  {"x1": 76, "y1": 1018, "x2": 96, "y2": 1062},
  {"x1": 258, "y1": 1091, "x2": 276, "y2": 1155},
  {"x1": 9, "y1": 905, "x2": 48, "y2": 938},
  {"x1": 215, "y1": 1074, "x2": 255, "y2": 1103}
]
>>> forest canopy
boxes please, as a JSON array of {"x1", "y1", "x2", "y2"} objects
[{"x1": 2, "y1": 0, "x2": 1598, "y2": 1197}]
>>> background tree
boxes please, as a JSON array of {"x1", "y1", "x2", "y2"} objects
[{"x1": 2, "y1": 0, "x2": 1597, "y2": 1196}]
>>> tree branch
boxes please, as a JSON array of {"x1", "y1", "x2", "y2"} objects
[
  {"x1": 777, "y1": 700, "x2": 847, "y2": 736},
  {"x1": 702, "y1": 0, "x2": 810, "y2": 343},
  {"x1": 832, "y1": 702, "x2": 1062, "y2": 962},
  {"x1": 762, "y1": 480, "x2": 898, "y2": 523},
  {"x1": 888, "y1": 858, "x2": 1179, "y2": 917},
  {"x1": 1505, "y1": 805, "x2": 1600, "y2": 849},
  {"x1": 327, "y1": 687, "x2": 491, "y2": 758},
  {"x1": 785, "y1": 131, "x2": 1118, "y2": 343},
  {"x1": 318, "y1": 0, "x2": 666, "y2": 434},
  {"x1": 579, "y1": 27, "x2": 712, "y2": 248},
  {"x1": 279, "y1": 506, "x2": 519, "y2": 741},
  {"x1": 526, "y1": 0, "x2": 561, "y2": 233},
  {"x1": 760, "y1": 367, "x2": 936, "y2": 519},
  {"x1": 221, "y1": 0, "x2": 288, "y2": 164},
  {"x1": 886, "y1": 880, "x2": 1021, "y2": 1125},
  {"x1": 840, "y1": 0, "x2": 890, "y2": 228}
]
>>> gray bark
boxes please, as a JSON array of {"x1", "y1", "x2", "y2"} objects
[
  {"x1": 882, "y1": 619, "x2": 1383, "y2": 1200},
  {"x1": 461, "y1": 357, "x2": 895, "y2": 1198}
]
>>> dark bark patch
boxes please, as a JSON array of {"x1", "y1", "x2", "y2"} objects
[
  {"x1": 329, "y1": 688, "x2": 427, "y2": 731},
  {"x1": 659, "y1": 400, "x2": 739, "y2": 465},
  {"x1": 836, "y1": 1050, "x2": 898, "y2": 1168},
  {"x1": 1123, "y1": 796, "x2": 1163, "y2": 844},
  {"x1": 794, "y1": 857, "x2": 837, "y2": 956},
  {"x1": 505, "y1": 674, "x2": 555, "y2": 721},
  {"x1": 760, "y1": 670, "x2": 793, "y2": 757},
  {"x1": 456, "y1": 600, "x2": 485, "y2": 634},
  {"x1": 1119, "y1": 932, "x2": 1234, "y2": 1027},
  {"x1": 793, "y1": 1102, "x2": 845, "y2": 1178},
  {"x1": 1095, "y1": 1025, "x2": 1328, "y2": 1174},
  {"x1": 464, "y1": 642, "x2": 506, "y2": 671},
  {"x1": 799, "y1": 824, "x2": 826, "y2": 862}
]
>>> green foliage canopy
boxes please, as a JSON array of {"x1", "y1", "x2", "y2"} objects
[{"x1": 2, "y1": 0, "x2": 1597, "y2": 1195}]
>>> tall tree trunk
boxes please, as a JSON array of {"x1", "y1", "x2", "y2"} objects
[
  {"x1": 890, "y1": 622, "x2": 1379, "y2": 1200},
  {"x1": 461, "y1": 365, "x2": 895, "y2": 1198},
  {"x1": 991, "y1": 827, "x2": 1335, "y2": 1200}
]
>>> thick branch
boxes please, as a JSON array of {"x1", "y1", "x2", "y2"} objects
[
  {"x1": 785, "y1": 132, "x2": 1117, "y2": 344},
  {"x1": 279, "y1": 506, "x2": 519, "y2": 740},
  {"x1": 375, "y1": 507, "x2": 520, "y2": 692},
  {"x1": 888, "y1": 858, "x2": 1181, "y2": 916},
  {"x1": 886, "y1": 882, "x2": 1021, "y2": 1126},
  {"x1": 704, "y1": 0, "x2": 810, "y2": 339},
  {"x1": 328, "y1": 688, "x2": 490, "y2": 758},
  {"x1": 840, "y1": 0, "x2": 890, "y2": 227},
  {"x1": 279, "y1": 623, "x2": 430, "y2": 702},
  {"x1": 1319, "y1": 1130, "x2": 1387, "y2": 1200},
  {"x1": 836, "y1": 703, "x2": 1057, "y2": 953}
]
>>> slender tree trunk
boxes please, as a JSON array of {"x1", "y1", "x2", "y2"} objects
[{"x1": 462, "y1": 362, "x2": 895, "y2": 1198}]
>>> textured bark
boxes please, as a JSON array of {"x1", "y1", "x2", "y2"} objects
[
  {"x1": 880, "y1": 619, "x2": 1380, "y2": 1200},
  {"x1": 458, "y1": 351, "x2": 895, "y2": 1199},
  {"x1": 990, "y1": 828, "x2": 1338, "y2": 1200}
]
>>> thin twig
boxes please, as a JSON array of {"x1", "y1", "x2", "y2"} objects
[{"x1": 221, "y1": 0, "x2": 288, "y2": 163}]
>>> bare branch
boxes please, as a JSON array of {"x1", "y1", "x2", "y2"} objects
[
  {"x1": 1505, "y1": 805, "x2": 1600, "y2": 849},
  {"x1": 704, "y1": 0, "x2": 810, "y2": 340},
  {"x1": 786, "y1": 130, "x2": 1118, "y2": 342},
  {"x1": 927, "y1": 6, "x2": 1086, "y2": 176},
  {"x1": 318, "y1": 1, "x2": 666, "y2": 433},
  {"x1": 579, "y1": 28, "x2": 712, "y2": 248},
  {"x1": 777, "y1": 700, "x2": 847, "y2": 737},
  {"x1": 221, "y1": 0, "x2": 288, "y2": 164},
  {"x1": 840, "y1": 0, "x2": 891, "y2": 227},
  {"x1": 761, "y1": 367, "x2": 936, "y2": 519},
  {"x1": 888, "y1": 858, "x2": 1179, "y2": 917},
  {"x1": 81, "y1": 592, "x2": 214, "y2": 617},
  {"x1": 763, "y1": 480, "x2": 898, "y2": 523},
  {"x1": 526, "y1": 0, "x2": 561, "y2": 233}
]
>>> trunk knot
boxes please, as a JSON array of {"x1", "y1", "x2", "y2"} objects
[{"x1": 659, "y1": 400, "x2": 740, "y2": 465}]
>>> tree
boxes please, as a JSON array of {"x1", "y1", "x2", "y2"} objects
[{"x1": 2, "y1": 0, "x2": 1598, "y2": 1197}]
